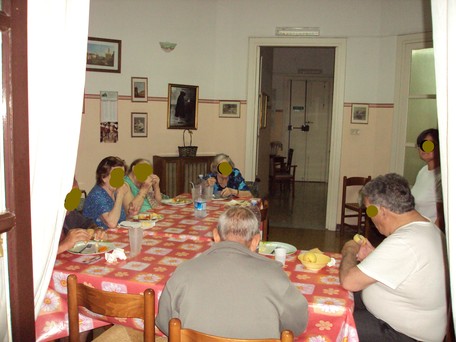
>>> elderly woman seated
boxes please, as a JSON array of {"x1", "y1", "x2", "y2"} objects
[
  {"x1": 206, "y1": 153, "x2": 252, "y2": 198},
  {"x1": 124, "y1": 158, "x2": 162, "y2": 212},
  {"x1": 83, "y1": 156, "x2": 140, "y2": 229}
]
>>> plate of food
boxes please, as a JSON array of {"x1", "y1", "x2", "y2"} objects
[
  {"x1": 258, "y1": 241, "x2": 297, "y2": 255},
  {"x1": 132, "y1": 213, "x2": 164, "y2": 221},
  {"x1": 225, "y1": 199, "x2": 251, "y2": 207},
  {"x1": 68, "y1": 241, "x2": 116, "y2": 255},
  {"x1": 161, "y1": 198, "x2": 193, "y2": 206},
  {"x1": 212, "y1": 193, "x2": 233, "y2": 201}
]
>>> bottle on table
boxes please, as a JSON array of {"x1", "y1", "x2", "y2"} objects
[{"x1": 194, "y1": 175, "x2": 207, "y2": 218}]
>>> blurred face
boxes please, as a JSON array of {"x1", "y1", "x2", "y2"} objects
[
  {"x1": 417, "y1": 134, "x2": 436, "y2": 164},
  {"x1": 364, "y1": 198, "x2": 386, "y2": 236},
  {"x1": 102, "y1": 166, "x2": 124, "y2": 190}
]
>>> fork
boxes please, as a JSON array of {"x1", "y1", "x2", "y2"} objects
[{"x1": 77, "y1": 243, "x2": 92, "y2": 254}]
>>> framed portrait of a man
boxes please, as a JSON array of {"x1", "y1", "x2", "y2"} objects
[
  {"x1": 131, "y1": 112, "x2": 147, "y2": 137},
  {"x1": 167, "y1": 84, "x2": 199, "y2": 129}
]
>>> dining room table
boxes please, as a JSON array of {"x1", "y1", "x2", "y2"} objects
[{"x1": 35, "y1": 196, "x2": 358, "y2": 341}]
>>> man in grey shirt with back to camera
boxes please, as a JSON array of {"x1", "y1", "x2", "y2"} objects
[{"x1": 156, "y1": 206, "x2": 308, "y2": 338}]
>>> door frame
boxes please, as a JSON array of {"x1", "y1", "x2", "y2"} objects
[
  {"x1": 245, "y1": 37, "x2": 346, "y2": 230},
  {"x1": 390, "y1": 32, "x2": 433, "y2": 174}
]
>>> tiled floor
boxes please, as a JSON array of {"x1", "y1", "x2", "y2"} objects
[
  {"x1": 269, "y1": 182, "x2": 327, "y2": 230},
  {"x1": 267, "y1": 181, "x2": 383, "y2": 252}
]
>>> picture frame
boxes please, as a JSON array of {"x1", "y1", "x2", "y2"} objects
[
  {"x1": 86, "y1": 37, "x2": 122, "y2": 73},
  {"x1": 131, "y1": 112, "x2": 148, "y2": 137},
  {"x1": 131, "y1": 77, "x2": 148, "y2": 102},
  {"x1": 260, "y1": 93, "x2": 269, "y2": 128},
  {"x1": 351, "y1": 104, "x2": 369, "y2": 124},
  {"x1": 167, "y1": 83, "x2": 199, "y2": 129},
  {"x1": 219, "y1": 101, "x2": 241, "y2": 118}
]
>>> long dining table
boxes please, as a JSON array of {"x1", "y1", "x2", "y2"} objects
[{"x1": 35, "y1": 196, "x2": 358, "y2": 342}]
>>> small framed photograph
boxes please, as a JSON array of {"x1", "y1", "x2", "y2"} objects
[
  {"x1": 167, "y1": 83, "x2": 199, "y2": 130},
  {"x1": 131, "y1": 77, "x2": 148, "y2": 102},
  {"x1": 351, "y1": 104, "x2": 369, "y2": 124},
  {"x1": 131, "y1": 112, "x2": 148, "y2": 137},
  {"x1": 86, "y1": 37, "x2": 121, "y2": 73},
  {"x1": 219, "y1": 101, "x2": 241, "y2": 118}
]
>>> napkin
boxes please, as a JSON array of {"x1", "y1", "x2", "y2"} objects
[{"x1": 105, "y1": 248, "x2": 127, "y2": 263}]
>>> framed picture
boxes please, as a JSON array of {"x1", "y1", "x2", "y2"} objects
[
  {"x1": 260, "y1": 93, "x2": 269, "y2": 128},
  {"x1": 131, "y1": 112, "x2": 148, "y2": 137},
  {"x1": 167, "y1": 83, "x2": 199, "y2": 129},
  {"x1": 219, "y1": 101, "x2": 241, "y2": 118},
  {"x1": 131, "y1": 77, "x2": 148, "y2": 102},
  {"x1": 86, "y1": 37, "x2": 122, "y2": 73},
  {"x1": 351, "y1": 104, "x2": 369, "y2": 124}
]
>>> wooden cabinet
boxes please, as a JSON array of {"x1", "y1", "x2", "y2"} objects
[{"x1": 153, "y1": 155, "x2": 215, "y2": 197}]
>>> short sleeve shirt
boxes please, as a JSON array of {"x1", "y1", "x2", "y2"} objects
[
  {"x1": 207, "y1": 168, "x2": 250, "y2": 193},
  {"x1": 124, "y1": 176, "x2": 154, "y2": 212},
  {"x1": 358, "y1": 221, "x2": 447, "y2": 341},
  {"x1": 82, "y1": 184, "x2": 126, "y2": 229}
]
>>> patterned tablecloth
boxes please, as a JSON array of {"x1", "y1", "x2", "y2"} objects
[
  {"x1": 35, "y1": 198, "x2": 358, "y2": 341},
  {"x1": 143, "y1": 195, "x2": 228, "y2": 241}
]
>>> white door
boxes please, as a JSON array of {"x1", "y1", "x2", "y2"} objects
[{"x1": 288, "y1": 79, "x2": 332, "y2": 182}]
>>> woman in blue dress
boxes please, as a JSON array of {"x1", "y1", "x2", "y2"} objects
[{"x1": 83, "y1": 156, "x2": 137, "y2": 229}]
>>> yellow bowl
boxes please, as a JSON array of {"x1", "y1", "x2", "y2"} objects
[{"x1": 298, "y1": 252, "x2": 331, "y2": 271}]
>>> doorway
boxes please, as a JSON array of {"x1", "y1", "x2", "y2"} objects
[
  {"x1": 245, "y1": 37, "x2": 346, "y2": 230},
  {"x1": 287, "y1": 78, "x2": 333, "y2": 182}
]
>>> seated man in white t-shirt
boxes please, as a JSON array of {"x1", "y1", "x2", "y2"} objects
[{"x1": 339, "y1": 173, "x2": 447, "y2": 342}]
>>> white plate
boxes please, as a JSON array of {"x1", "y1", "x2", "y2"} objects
[
  {"x1": 258, "y1": 241, "x2": 297, "y2": 255},
  {"x1": 119, "y1": 220, "x2": 156, "y2": 229},
  {"x1": 161, "y1": 198, "x2": 193, "y2": 206},
  {"x1": 68, "y1": 241, "x2": 116, "y2": 255}
]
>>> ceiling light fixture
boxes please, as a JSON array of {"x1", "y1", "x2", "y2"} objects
[{"x1": 275, "y1": 27, "x2": 320, "y2": 36}]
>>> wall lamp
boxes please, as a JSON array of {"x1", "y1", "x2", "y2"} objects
[{"x1": 159, "y1": 41, "x2": 177, "y2": 52}]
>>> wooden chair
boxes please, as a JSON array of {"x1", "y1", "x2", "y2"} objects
[
  {"x1": 67, "y1": 274, "x2": 156, "y2": 342},
  {"x1": 260, "y1": 199, "x2": 269, "y2": 241},
  {"x1": 340, "y1": 176, "x2": 371, "y2": 235},
  {"x1": 269, "y1": 149, "x2": 297, "y2": 197},
  {"x1": 168, "y1": 318, "x2": 294, "y2": 342}
]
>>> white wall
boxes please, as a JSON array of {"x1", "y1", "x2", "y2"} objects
[
  {"x1": 86, "y1": 0, "x2": 431, "y2": 101},
  {"x1": 79, "y1": 0, "x2": 432, "y2": 193}
]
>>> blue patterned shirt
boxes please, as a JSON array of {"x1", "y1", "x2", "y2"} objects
[
  {"x1": 207, "y1": 168, "x2": 250, "y2": 193},
  {"x1": 82, "y1": 184, "x2": 126, "y2": 229}
]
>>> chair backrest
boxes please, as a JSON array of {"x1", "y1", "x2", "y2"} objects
[
  {"x1": 168, "y1": 318, "x2": 294, "y2": 342},
  {"x1": 286, "y1": 148, "x2": 294, "y2": 169},
  {"x1": 342, "y1": 176, "x2": 371, "y2": 204},
  {"x1": 260, "y1": 199, "x2": 269, "y2": 241},
  {"x1": 67, "y1": 274, "x2": 155, "y2": 342}
]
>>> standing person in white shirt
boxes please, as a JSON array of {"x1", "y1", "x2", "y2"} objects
[{"x1": 411, "y1": 128, "x2": 444, "y2": 229}]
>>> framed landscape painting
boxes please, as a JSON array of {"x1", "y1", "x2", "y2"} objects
[
  {"x1": 86, "y1": 37, "x2": 122, "y2": 73},
  {"x1": 131, "y1": 77, "x2": 148, "y2": 102},
  {"x1": 219, "y1": 101, "x2": 241, "y2": 118}
]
